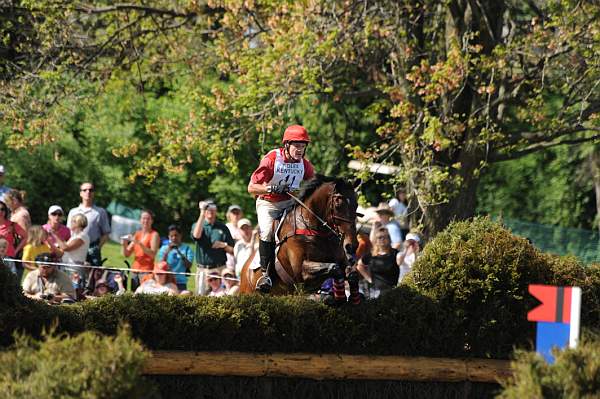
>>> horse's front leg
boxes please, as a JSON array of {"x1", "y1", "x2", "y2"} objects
[{"x1": 329, "y1": 264, "x2": 347, "y2": 305}]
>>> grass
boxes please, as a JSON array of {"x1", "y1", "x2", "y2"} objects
[{"x1": 101, "y1": 241, "x2": 198, "y2": 293}]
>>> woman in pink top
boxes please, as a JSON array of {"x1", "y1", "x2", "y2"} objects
[
  {"x1": 5, "y1": 190, "x2": 31, "y2": 231},
  {"x1": 43, "y1": 205, "x2": 71, "y2": 249},
  {"x1": 0, "y1": 200, "x2": 28, "y2": 281}
]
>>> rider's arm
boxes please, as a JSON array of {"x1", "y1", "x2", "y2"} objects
[
  {"x1": 248, "y1": 153, "x2": 275, "y2": 196},
  {"x1": 247, "y1": 181, "x2": 270, "y2": 196}
]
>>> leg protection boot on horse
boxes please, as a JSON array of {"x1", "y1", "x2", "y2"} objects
[
  {"x1": 330, "y1": 264, "x2": 347, "y2": 305},
  {"x1": 347, "y1": 271, "x2": 361, "y2": 305},
  {"x1": 256, "y1": 240, "x2": 275, "y2": 293}
]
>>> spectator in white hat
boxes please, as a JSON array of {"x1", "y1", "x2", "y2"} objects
[
  {"x1": 233, "y1": 218, "x2": 258, "y2": 277},
  {"x1": 0, "y1": 165, "x2": 10, "y2": 203},
  {"x1": 225, "y1": 204, "x2": 244, "y2": 241},
  {"x1": 398, "y1": 232, "x2": 421, "y2": 283},
  {"x1": 371, "y1": 202, "x2": 403, "y2": 250},
  {"x1": 43, "y1": 205, "x2": 71, "y2": 251}
]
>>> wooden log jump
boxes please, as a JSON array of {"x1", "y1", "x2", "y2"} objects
[{"x1": 144, "y1": 351, "x2": 512, "y2": 383}]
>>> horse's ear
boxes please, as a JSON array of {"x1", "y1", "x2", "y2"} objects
[{"x1": 352, "y1": 178, "x2": 361, "y2": 189}]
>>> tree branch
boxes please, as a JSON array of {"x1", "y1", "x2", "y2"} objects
[
  {"x1": 74, "y1": 3, "x2": 195, "y2": 18},
  {"x1": 490, "y1": 130, "x2": 600, "y2": 162}
]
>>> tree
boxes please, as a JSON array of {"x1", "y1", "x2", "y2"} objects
[{"x1": 3, "y1": 0, "x2": 600, "y2": 236}]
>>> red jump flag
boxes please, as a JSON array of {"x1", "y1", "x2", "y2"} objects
[
  {"x1": 528, "y1": 284, "x2": 582, "y2": 363},
  {"x1": 527, "y1": 285, "x2": 574, "y2": 323}
]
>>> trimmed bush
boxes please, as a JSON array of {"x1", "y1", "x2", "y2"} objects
[
  {"x1": 404, "y1": 217, "x2": 557, "y2": 358},
  {"x1": 498, "y1": 334, "x2": 600, "y2": 398},
  {"x1": 0, "y1": 327, "x2": 158, "y2": 398},
  {"x1": 0, "y1": 266, "x2": 23, "y2": 306},
  {"x1": 71, "y1": 287, "x2": 462, "y2": 357}
]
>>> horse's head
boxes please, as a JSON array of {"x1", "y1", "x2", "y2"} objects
[{"x1": 329, "y1": 178, "x2": 361, "y2": 257}]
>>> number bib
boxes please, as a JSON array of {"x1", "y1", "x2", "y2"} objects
[{"x1": 268, "y1": 149, "x2": 305, "y2": 190}]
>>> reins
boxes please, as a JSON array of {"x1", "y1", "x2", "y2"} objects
[{"x1": 286, "y1": 191, "x2": 342, "y2": 241}]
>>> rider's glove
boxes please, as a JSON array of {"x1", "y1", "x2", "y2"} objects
[{"x1": 267, "y1": 183, "x2": 290, "y2": 194}]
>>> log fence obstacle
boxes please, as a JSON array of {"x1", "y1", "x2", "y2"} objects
[{"x1": 144, "y1": 351, "x2": 512, "y2": 383}]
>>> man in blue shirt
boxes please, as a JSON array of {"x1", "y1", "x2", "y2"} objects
[{"x1": 159, "y1": 224, "x2": 194, "y2": 292}]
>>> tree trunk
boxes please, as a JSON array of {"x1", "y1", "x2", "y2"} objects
[
  {"x1": 421, "y1": 147, "x2": 484, "y2": 238},
  {"x1": 589, "y1": 149, "x2": 600, "y2": 234}
]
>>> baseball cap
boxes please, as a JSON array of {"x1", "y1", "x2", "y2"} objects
[
  {"x1": 0, "y1": 165, "x2": 4, "y2": 174},
  {"x1": 48, "y1": 205, "x2": 64, "y2": 215},
  {"x1": 405, "y1": 233, "x2": 421, "y2": 244},
  {"x1": 206, "y1": 202, "x2": 217, "y2": 211},
  {"x1": 237, "y1": 218, "x2": 252, "y2": 229},
  {"x1": 227, "y1": 204, "x2": 242, "y2": 213}
]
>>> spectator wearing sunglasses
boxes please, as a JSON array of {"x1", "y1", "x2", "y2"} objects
[
  {"x1": 356, "y1": 227, "x2": 401, "y2": 299},
  {"x1": 67, "y1": 182, "x2": 111, "y2": 266},
  {"x1": 22, "y1": 252, "x2": 75, "y2": 303},
  {"x1": 207, "y1": 271, "x2": 226, "y2": 297},
  {"x1": 43, "y1": 205, "x2": 71, "y2": 250}
]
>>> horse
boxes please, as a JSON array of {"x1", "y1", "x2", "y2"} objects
[{"x1": 239, "y1": 175, "x2": 361, "y2": 301}]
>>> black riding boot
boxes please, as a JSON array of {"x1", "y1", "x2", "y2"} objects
[{"x1": 257, "y1": 240, "x2": 275, "y2": 293}]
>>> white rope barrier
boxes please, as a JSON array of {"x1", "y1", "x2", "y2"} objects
[{"x1": 5, "y1": 258, "x2": 241, "y2": 282}]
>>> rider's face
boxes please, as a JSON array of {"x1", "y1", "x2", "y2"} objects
[{"x1": 287, "y1": 141, "x2": 307, "y2": 161}]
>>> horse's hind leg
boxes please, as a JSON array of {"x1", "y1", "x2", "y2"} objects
[{"x1": 347, "y1": 270, "x2": 361, "y2": 305}]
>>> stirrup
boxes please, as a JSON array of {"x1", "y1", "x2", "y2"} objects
[{"x1": 256, "y1": 274, "x2": 272, "y2": 293}]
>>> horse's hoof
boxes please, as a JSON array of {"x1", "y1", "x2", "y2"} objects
[
  {"x1": 256, "y1": 275, "x2": 272, "y2": 294},
  {"x1": 322, "y1": 294, "x2": 336, "y2": 306},
  {"x1": 257, "y1": 284, "x2": 271, "y2": 294}
]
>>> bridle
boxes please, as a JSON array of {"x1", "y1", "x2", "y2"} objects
[{"x1": 287, "y1": 184, "x2": 359, "y2": 242}]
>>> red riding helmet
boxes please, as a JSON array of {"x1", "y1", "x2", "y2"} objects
[{"x1": 282, "y1": 125, "x2": 310, "y2": 143}]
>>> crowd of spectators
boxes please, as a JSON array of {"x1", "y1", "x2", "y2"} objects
[{"x1": 0, "y1": 163, "x2": 422, "y2": 303}]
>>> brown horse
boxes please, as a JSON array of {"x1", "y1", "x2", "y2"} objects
[{"x1": 240, "y1": 176, "x2": 361, "y2": 295}]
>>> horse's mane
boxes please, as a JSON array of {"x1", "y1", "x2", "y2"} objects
[{"x1": 298, "y1": 174, "x2": 352, "y2": 201}]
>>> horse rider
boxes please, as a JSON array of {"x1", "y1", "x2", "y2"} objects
[{"x1": 247, "y1": 125, "x2": 315, "y2": 293}]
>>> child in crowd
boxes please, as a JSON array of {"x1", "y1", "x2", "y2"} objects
[
  {"x1": 0, "y1": 237, "x2": 16, "y2": 274},
  {"x1": 221, "y1": 268, "x2": 239, "y2": 296},
  {"x1": 21, "y1": 225, "x2": 52, "y2": 271},
  {"x1": 207, "y1": 271, "x2": 225, "y2": 297},
  {"x1": 134, "y1": 261, "x2": 178, "y2": 296}
]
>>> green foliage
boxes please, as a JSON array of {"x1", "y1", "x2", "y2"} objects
[
  {"x1": 0, "y1": 266, "x2": 23, "y2": 306},
  {"x1": 498, "y1": 334, "x2": 600, "y2": 399},
  {"x1": 405, "y1": 217, "x2": 557, "y2": 358},
  {"x1": 72, "y1": 290, "x2": 461, "y2": 357},
  {"x1": 477, "y1": 147, "x2": 596, "y2": 230},
  {"x1": 0, "y1": 327, "x2": 158, "y2": 399},
  {"x1": 5, "y1": 1, "x2": 600, "y2": 236}
]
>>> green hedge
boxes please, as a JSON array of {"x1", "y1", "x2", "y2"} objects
[
  {"x1": 498, "y1": 333, "x2": 600, "y2": 398},
  {"x1": 2, "y1": 217, "x2": 599, "y2": 360},
  {"x1": 0, "y1": 327, "x2": 157, "y2": 398},
  {"x1": 404, "y1": 217, "x2": 600, "y2": 358}
]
